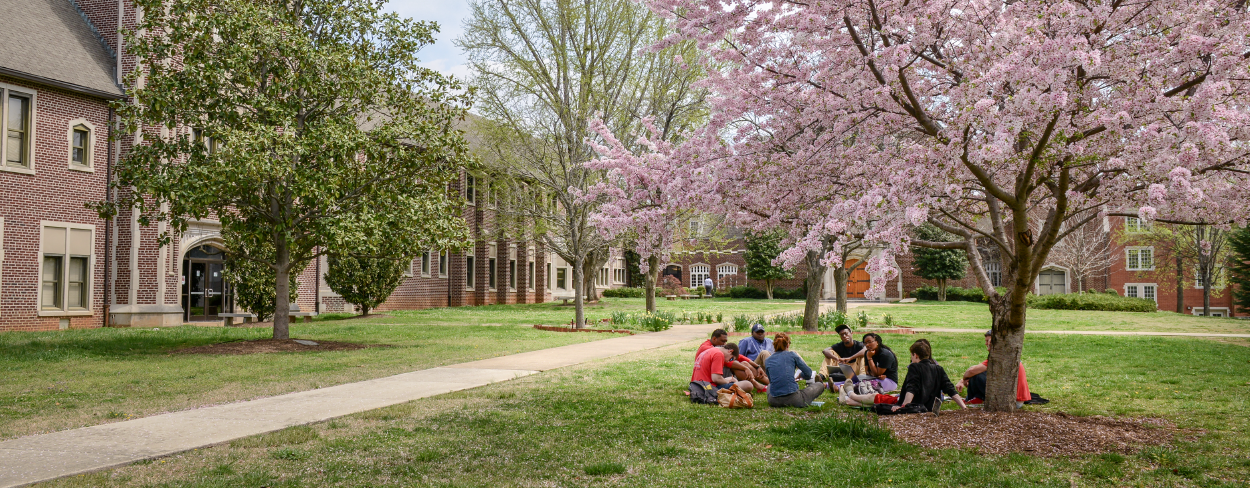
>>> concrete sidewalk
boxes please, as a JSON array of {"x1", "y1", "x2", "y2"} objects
[{"x1": 0, "y1": 324, "x2": 718, "y2": 488}]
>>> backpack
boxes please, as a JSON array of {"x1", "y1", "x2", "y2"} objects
[
  {"x1": 688, "y1": 381, "x2": 718, "y2": 404},
  {"x1": 874, "y1": 402, "x2": 927, "y2": 415}
]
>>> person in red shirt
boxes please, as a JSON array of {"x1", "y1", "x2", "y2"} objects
[
  {"x1": 695, "y1": 329, "x2": 729, "y2": 359},
  {"x1": 955, "y1": 330, "x2": 1031, "y2": 406},
  {"x1": 692, "y1": 345, "x2": 754, "y2": 392}
]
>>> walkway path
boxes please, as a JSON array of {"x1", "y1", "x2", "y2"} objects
[{"x1": 0, "y1": 324, "x2": 719, "y2": 488}]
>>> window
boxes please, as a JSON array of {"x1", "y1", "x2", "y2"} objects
[
  {"x1": 1126, "y1": 247, "x2": 1154, "y2": 271},
  {"x1": 597, "y1": 267, "x2": 608, "y2": 287},
  {"x1": 688, "y1": 220, "x2": 701, "y2": 237},
  {"x1": 1124, "y1": 283, "x2": 1157, "y2": 303},
  {"x1": 70, "y1": 124, "x2": 91, "y2": 168},
  {"x1": 488, "y1": 257, "x2": 497, "y2": 290},
  {"x1": 528, "y1": 261, "x2": 535, "y2": 291},
  {"x1": 547, "y1": 262, "x2": 553, "y2": 289},
  {"x1": 1195, "y1": 267, "x2": 1224, "y2": 289},
  {"x1": 2, "y1": 85, "x2": 35, "y2": 172},
  {"x1": 465, "y1": 174, "x2": 476, "y2": 204},
  {"x1": 1124, "y1": 217, "x2": 1150, "y2": 233},
  {"x1": 717, "y1": 263, "x2": 739, "y2": 279},
  {"x1": 466, "y1": 256, "x2": 475, "y2": 289},
  {"x1": 39, "y1": 224, "x2": 94, "y2": 314},
  {"x1": 985, "y1": 258, "x2": 1002, "y2": 287},
  {"x1": 613, "y1": 268, "x2": 625, "y2": 284},
  {"x1": 556, "y1": 267, "x2": 567, "y2": 290},
  {"x1": 690, "y1": 264, "x2": 710, "y2": 287},
  {"x1": 439, "y1": 251, "x2": 448, "y2": 277},
  {"x1": 509, "y1": 260, "x2": 517, "y2": 290},
  {"x1": 192, "y1": 128, "x2": 220, "y2": 154},
  {"x1": 421, "y1": 251, "x2": 431, "y2": 276},
  {"x1": 403, "y1": 257, "x2": 413, "y2": 277}
]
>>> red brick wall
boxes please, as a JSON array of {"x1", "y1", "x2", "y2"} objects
[
  {"x1": 1108, "y1": 216, "x2": 1238, "y2": 317},
  {"x1": 0, "y1": 77, "x2": 112, "y2": 331}
]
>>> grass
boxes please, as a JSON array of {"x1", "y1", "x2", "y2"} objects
[
  {"x1": 317, "y1": 297, "x2": 805, "y2": 328},
  {"x1": 856, "y1": 300, "x2": 1250, "y2": 334},
  {"x1": 43, "y1": 332, "x2": 1250, "y2": 487}
]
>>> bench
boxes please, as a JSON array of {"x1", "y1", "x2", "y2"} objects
[
  {"x1": 665, "y1": 295, "x2": 677, "y2": 301},
  {"x1": 218, "y1": 312, "x2": 256, "y2": 327},
  {"x1": 289, "y1": 304, "x2": 317, "y2": 323}
]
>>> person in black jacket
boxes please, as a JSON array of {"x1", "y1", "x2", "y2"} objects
[{"x1": 839, "y1": 340, "x2": 968, "y2": 414}]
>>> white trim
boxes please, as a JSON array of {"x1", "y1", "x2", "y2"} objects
[
  {"x1": 66, "y1": 118, "x2": 97, "y2": 172},
  {"x1": 0, "y1": 216, "x2": 4, "y2": 318},
  {"x1": 0, "y1": 82, "x2": 38, "y2": 175},
  {"x1": 1125, "y1": 246, "x2": 1155, "y2": 271},
  {"x1": 37, "y1": 221, "x2": 97, "y2": 316},
  {"x1": 1193, "y1": 266, "x2": 1226, "y2": 290},
  {"x1": 1123, "y1": 283, "x2": 1158, "y2": 304},
  {"x1": 1191, "y1": 307, "x2": 1230, "y2": 317},
  {"x1": 1034, "y1": 265, "x2": 1070, "y2": 295}
]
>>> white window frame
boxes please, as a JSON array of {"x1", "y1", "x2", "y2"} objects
[
  {"x1": 1194, "y1": 267, "x2": 1225, "y2": 290},
  {"x1": 0, "y1": 217, "x2": 5, "y2": 317},
  {"x1": 438, "y1": 250, "x2": 448, "y2": 278},
  {"x1": 465, "y1": 174, "x2": 476, "y2": 205},
  {"x1": 1124, "y1": 217, "x2": 1150, "y2": 233},
  {"x1": 38, "y1": 222, "x2": 95, "y2": 316},
  {"x1": 1125, "y1": 247, "x2": 1154, "y2": 271},
  {"x1": 528, "y1": 260, "x2": 535, "y2": 291},
  {"x1": 421, "y1": 250, "x2": 431, "y2": 277},
  {"x1": 556, "y1": 267, "x2": 568, "y2": 290},
  {"x1": 66, "y1": 118, "x2": 96, "y2": 172},
  {"x1": 690, "y1": 264, "x2": 711, "y2": 288},
  {"x1": 1191, "y1": 307, "x2": 1230, "y2": 317},
  {"x1": 717, "y1": 263, "x2": 739, "y2": 279},
  {"x1": 465, "y1": 255, "x2": 476, "y2": 290},
  {"x1": 1, "y1": 82, "x2": 38, "y2": 175},
  {"x1": 613, "y1": 267, "x2": 625, "y2": 284},
  {"x1": 1123, "y1": 283, "x2": 1157, "y2": 304}
]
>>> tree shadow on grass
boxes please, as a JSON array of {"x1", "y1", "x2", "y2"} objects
[{"x1": 0, "y1": 326, "x2": 274, "y2": 361}]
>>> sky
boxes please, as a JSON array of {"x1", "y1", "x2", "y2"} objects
[{"x1": 385, "y1": 1, "x2": 473, "y2": 80}]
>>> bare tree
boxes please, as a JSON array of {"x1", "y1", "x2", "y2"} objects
[{"x1": 1049, "y1": 217, "x2": 1114, "y2": 293}]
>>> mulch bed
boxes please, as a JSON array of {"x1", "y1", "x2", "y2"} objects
[
  {"x1": 879, "y1": 409, "x2": 1176, "y2": 456},
  {"x1": 171, "y1": 339, "x2": 384, "y2": 355}
]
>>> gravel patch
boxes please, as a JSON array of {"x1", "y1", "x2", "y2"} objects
[{"x1": 880, "y1": 409, "x2": 1175, "y2": 456}]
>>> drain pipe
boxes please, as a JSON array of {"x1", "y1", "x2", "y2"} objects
[{"x1": 103, "y1": 106, "x2": 115, "y2": 327}]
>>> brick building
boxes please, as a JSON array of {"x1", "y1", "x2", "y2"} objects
[{"x1": 0, "y1": 1, "x2": 625, "y2": 332}]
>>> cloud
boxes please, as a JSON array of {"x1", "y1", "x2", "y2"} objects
[{"x1": 385, "y1": 1, "x2": 470, "y2": 78}]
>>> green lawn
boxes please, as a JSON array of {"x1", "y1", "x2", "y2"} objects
[
  {"x1": 855, "y1": 301, "x2": 1250, "y2": 334},
  {"x1": 46, "y1": 332, "x2": 1250, "y2": 487},
  {"x1": 1, "y1": 298, "x2": 799, "y2": 441},
  {"x1": 331, "y1": 297, "x2": 806, "y2": 328}
]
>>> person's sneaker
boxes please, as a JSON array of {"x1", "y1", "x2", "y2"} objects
[
  {"x1": 967, "y1": 398, "x2": 983, "y2": 405},
  {"x1": 931, "y1": 397, "x2": 943, "y2": 416}
]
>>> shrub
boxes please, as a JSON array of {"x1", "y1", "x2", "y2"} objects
[
  {"x1": 772, "y1": 287, "x2": 806, "y2": 299},
  {"x1": 602, "y1": 287, "x2": 645, "y2": 298},
  {"x1": 729, "y1": 285, "x2": 768, "y2": 299},
  {"x1": 1104, "y1": 289, "x2": 1119, "y2": 295},
  {"x1": 324, "y1": 254, "x2": 408, "y2": 315},
  {"x1": 1027, "y1": 292, "x2": 1157, "y2": 312},
  {"x1": 912, "y1": 285, "x2": 988, "y2": 303},
  {"x1": 854, "y1": 310, "x2": 869, "y2": 328},
  {"x1": 659, "y1": 275, "x2": 683, "y2": 296},
  {"x1": 609, "y1": 311, "x2": 674, "y2": 331}
]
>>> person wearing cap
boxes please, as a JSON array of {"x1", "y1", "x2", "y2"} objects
[{"x1": 738, "y1": 323, "x2": 775, "y2": 365}]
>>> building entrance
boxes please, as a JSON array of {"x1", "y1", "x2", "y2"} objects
[{"x1": 182, "y1": 245, "x2": 229, "y2": 322}]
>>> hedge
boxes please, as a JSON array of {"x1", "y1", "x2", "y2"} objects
[
  {"x1": 727, "y1": 285, "x2": 806, "y2": 299},
  {"x1": 602, "y1": 287, "x2": 645, "y2": 298},
  {"x1": 1026, "y1": 292, "x2": 1157, "y2": 312},
  {"x1": 911, "y1": 285, "x2": 990, "y2": 303}
]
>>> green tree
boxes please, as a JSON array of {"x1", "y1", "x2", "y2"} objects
[
  {"x1": 223, "y1": 235, "x2": 301, "y2": 322},
  {"x1": 325, "y1": 255, "x2": 408, "y2": 316},
  {"x1": 103, "y1": 0, "x2": 473, "y2": 339},
  {"x1": 1226, "y1": 227, "x2": 1250, "y2": 315},
  {"x1": 460, "y1": 0, "x2": 706, "y2": 326},
  {"x1": 912, "y1": 224, "x2": 968, "y2": 301},
  {"x1": 744, "y1": 232, "x2": 794, "y2": 299}
]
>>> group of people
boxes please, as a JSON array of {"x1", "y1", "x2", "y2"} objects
[{"x1": 691, "y1": 324, "x2": 1032, "y2": 413}]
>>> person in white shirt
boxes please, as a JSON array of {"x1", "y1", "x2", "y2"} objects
[{"x1": 703, "y1": 277, "x2": 714, "y2": 296}]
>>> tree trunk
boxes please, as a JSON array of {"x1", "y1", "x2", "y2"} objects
[
  {"x1": 573, "y1": 255, "x2": 585, "y2": 328},
  {"x1": 644, "y1": 256, "x2": 658, "y2": 313},
  {"x1": 1176, "y1": 255, "x2": 1184, "y2": 314},
  {"x1": 582, "y1": 259, "x2": 600, "y2": 302},
  {"x1": 360, "y1": 304, "x2": 370, "y2": 316},
  {"x1": 764, "y1": 279, "x2": 774, "y2": 299},
  {"x1": 802, "y1": 251, "x2": 826, "y2": 331},
  {"x1": 984, "y1": 289, "x2": 1027, "y2": 412},
  {"x1": 273, "y1": 233, "x2": 291, "y2": 340},
  {"x1": 938, "y1": 278, "x2": 948, "y2": 302},
  {"x1": 834, "y1": 266, "x2": 849, "y2": 313},
  {"x1": 1203, "y1": 269, "x2": 1212, "y2": 317}
]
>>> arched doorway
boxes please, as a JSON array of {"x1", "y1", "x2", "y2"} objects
[
  {"x1": 182, "y1": 244, "x2": 229, "y2": 322},
  {"x1": 845, "y1": 259, "x2": 871, "y2": 298},
  {"x1": 661, "y1": 264, "x2": 682, "y2": 283},
  {"x1": 1037, "y1": 269, "x2": 1067, "y2": 295}
]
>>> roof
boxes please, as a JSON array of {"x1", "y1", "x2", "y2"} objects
[{"x1": 0, "y1": 0, "x2": 123, "y2": 99}]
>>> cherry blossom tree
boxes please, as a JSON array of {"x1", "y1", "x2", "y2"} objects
[{"x1": 645, "y1": 0, "x2": 1250, "y2": 411}]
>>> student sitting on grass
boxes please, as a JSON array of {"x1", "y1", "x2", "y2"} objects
[
  {"x1": 695, "y1": 329, "x2": 729, "y2": 359},
  {"x1": 738, "y1": 323, "x2": 774, "y2": 364},
  {"x1": 822, "y1": 325, "x2": 867, "y2": 378},
  {"x1": 724, "y1": 342, "x2": 769, "y2": 392},
  {"x1": 862, "y1": 333, "x2": 899, "y2": 392},
  {"x1": 839, "y1": 340, "x2": 967, "y2": 414},
  {"x1": 692, "y1": 345, "x2": 754, "y2": 392},
  {"x1": 764, "y1": 333, "x2": 832, "y2": 407},
  {"x1": 954, "y1": 330, "x2": 1031, "y2": 407}
]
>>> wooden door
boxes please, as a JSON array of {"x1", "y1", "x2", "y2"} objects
[
  {"x1": 1037, "y1": 270, "x2": 1066, "y2": 295},
  {"x1": 845, "y1": 260, "x2": 871, "y2": 298}
]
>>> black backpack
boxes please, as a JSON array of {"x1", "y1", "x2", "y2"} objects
[{"x1": 688, "y1": 381, "x2": 718, "y2": 404}]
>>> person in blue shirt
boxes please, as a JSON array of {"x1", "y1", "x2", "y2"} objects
[
  {"x1": 737, "y1": 323, "x2": 774, "y2": 364},
  {"x1": 764, "y1": 332, "x2": 832, "y2": 407}
]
